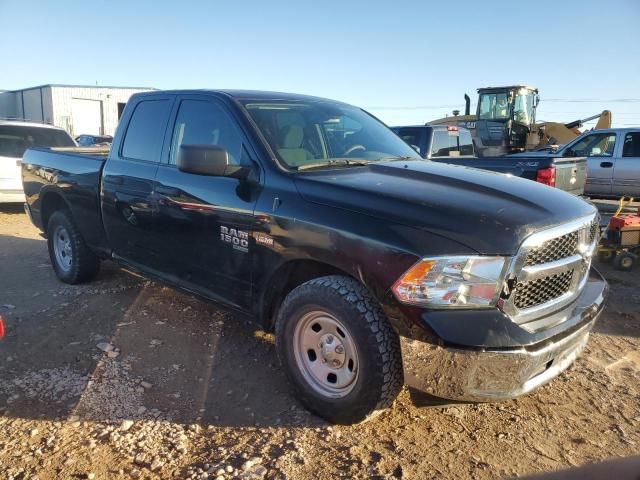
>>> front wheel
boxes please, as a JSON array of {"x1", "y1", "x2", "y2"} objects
[
  {"x1": 275, "y1": 276, "x2": 403, "y2": 424},
  {"x1": 47, "y1": 210, "x2": 100, "y2": 284}
]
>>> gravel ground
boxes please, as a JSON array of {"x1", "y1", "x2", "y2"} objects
[{"x1": 1, "y1": 202, "x2": 639, "y2": 480}]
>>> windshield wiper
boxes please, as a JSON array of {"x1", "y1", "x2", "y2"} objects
[
  {"x1": 376, "y1": 155, "x2": 418, "y2": 162},
  {"x1": 296, "y1": 159, "x2": 371, "y2": 171}
]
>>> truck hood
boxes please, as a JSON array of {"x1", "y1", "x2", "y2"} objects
[{"x1": 294, "y1": 160, "x2": 596, "y2": 255}]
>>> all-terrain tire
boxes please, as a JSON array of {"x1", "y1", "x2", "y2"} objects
[
  {"x1": 275, "y1": 275, "x2": 403, "y2": 424},
  {"x1": 47, "y1": 210, "x2": 100, "y2": 284}
]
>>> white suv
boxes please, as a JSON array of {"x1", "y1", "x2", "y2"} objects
[{"x1": 0, "y1": 119, "x2": 76, "y2": 203}]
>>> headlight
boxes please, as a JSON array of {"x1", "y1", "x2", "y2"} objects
[{"x1": 392, "y1": 256, "x2": 507, "y2": 308}]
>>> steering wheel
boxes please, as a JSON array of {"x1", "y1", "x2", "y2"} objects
[{"x1": 344, "y1": 144, "x2": 366, "y2": 156}]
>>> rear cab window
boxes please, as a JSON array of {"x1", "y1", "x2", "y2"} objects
[
  {"x1": 431, "y1": 128, "x2": 474, "y2": 157},
  {"x1": 121, "y1": 100, "x2": 172, "y2": 162}
]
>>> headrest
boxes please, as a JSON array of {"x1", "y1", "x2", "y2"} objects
[{"x1": 281, "y1": 125, "x2": 304, "y2": 149}]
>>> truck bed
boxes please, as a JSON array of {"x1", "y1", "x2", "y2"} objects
[
  {"x1": 22, "y1": 147, "x2": 108, "y2": 250},
  {"x1": 431, "y1": 155, "x2": 587, "y2": 195}
]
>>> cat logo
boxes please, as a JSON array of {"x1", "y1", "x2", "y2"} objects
[{"x1": 220, "y1": 226, "x2": 249, "y2": 253}]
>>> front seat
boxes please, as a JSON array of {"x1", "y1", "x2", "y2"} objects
[{"x1": 277, "y1": 125, "x2": 314, "y2": 167}]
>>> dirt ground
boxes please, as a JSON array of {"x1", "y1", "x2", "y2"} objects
[{"x1": 1, "y1": 202, "x2": 639, "y2": 480}]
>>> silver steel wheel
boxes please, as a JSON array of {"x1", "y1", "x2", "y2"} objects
[
  {"x1": 293, "y1": 310, "x2": 359, "y2": 398},
  {"x1": 53, "y1": 225, "x2": 73, "y2": 272}
]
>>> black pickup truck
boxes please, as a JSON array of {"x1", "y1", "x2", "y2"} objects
[
  {"x1": 22, "y1": 90, "x2": 607, "y2": 424},
  {"x1": 392, "y1": 125, "x2": 587, "y2": 195}
]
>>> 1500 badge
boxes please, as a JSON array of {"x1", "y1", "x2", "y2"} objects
[{"x1": 220, "y1": 226, "x2": 249, "y2": 253}]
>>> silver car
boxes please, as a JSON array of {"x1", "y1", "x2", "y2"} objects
[
  {"x1": 0, "y1": 119, "x2": 76, "y2": 203},
  {"x1": 556, "y1": 128, "x2": 640, "y2": 198}
]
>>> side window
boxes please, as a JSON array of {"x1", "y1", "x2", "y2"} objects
[
  {"x1": 121, "y1": 100, "x2": 171, "y2": 162},
  {"x1": 169, "y1": 100, "x2": 243, "y2": 165},
  {"x1": 622, "y1": 133, "x2": 640, "y2": 158},
  {"x1": 570, "y1": 133, "x2": 616, "y2": 157}
]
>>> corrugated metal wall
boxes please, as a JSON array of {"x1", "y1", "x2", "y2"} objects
[
  {"x1": 22, "y1": 88, "x2": 46, "y2": 122},
  {"x1": 0, "y1": 91, "x2": 17, "y2": 117},
  {"x1": 0, "y1": 85, "x2": 152, "y2": 136},
  {"x1": 51, "y1": 86, "x2": 151, "y2": 136}
]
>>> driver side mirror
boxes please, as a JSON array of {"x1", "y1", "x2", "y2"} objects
[
  {"x1": 178, "y1": 144, "x2": 228, "y2": 176},
  {"x1": 563, "y1": 148, "x2": 575, "y2": 158},
  {"x1": 177, "y1": 144, "x2": 250, "y2": 179}
]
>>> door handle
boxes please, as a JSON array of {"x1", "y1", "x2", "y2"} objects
[
  {"x1": 105, "y1": 176, "x2": 124, "y2": 185},
  {"x1": 156, "y1": 186, "x2": 182, "y2": 196},
  {"x1": 600, "y1": 161, "x2": 613, "y2": 168}
]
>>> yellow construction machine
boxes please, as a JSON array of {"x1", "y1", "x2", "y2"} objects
[{"x1": 429, "y1": 85, "x2": 612, "y2": 156}]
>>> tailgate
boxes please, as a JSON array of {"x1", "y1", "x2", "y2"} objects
[{"x1": 553, "y1": 157, "x2": 587, "y2": 196}]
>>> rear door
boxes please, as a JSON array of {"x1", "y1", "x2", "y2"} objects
[
  {"x1": 101, "y1": 95, "x2": 174, "y2": 267},
  {"x1": 612, "y1": 131, "x2": 640, "y2": 197},
  {"x1": 564, "y1": 131, "x2": 618, "y2": 196}
]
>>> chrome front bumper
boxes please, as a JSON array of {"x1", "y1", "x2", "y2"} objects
[
  {"x1": 402, "y1": 265, "x2": 606, "y2": 402},
  {"x1": 402, "y1": 317, "x2": 597, "y2": 401}
]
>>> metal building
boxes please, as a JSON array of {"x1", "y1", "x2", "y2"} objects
[{"x1": 0, "y1": 84, "x2": 154, "y2": 136}]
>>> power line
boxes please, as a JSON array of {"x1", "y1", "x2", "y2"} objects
[
  {"x1": 543, "y1": 98, "x2": 640, "y2": 103},
  {"x1": 367, "y1": 98, "x2": 640, "y2": 111}
]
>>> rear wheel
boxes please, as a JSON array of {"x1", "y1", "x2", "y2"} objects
[
  {"x1": 47, "y1": 210, "x2": 100, "y2": 284},
  {"x1": 613, "y1": 252, "x2": 635, "y2": 272},
  {"x1": 597, "y1": 249, "x2": 615, "y2": 262},
  {"x1": 275, "y1": 275, "x2": 403, "y2": 424}
]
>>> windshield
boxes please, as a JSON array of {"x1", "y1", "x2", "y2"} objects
[
  {"x1": 241, "y1": 100, "x2": 420, "y2": 169},
  {"x1": 0, "y1": 125, "x2": 75, "y2": 158},
  {"x1": 478, "y1": 92, "x2": 509, "y2": 121}
]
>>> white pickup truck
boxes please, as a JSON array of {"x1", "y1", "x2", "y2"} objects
[{"x1": 0, "y1": 119, "x2": 76, "y2": 203}]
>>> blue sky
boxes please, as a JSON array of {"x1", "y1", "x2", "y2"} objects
[{"x1": 1, "y1": 0, "x2": 639, "y2": 128}]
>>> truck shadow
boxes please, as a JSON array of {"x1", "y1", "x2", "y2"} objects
[{"x1": 0, "y1": 234, "x2": 321, "y2": 428}]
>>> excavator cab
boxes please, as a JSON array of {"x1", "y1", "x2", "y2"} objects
[{"x1": 475, "y1": 86, "x2": 539, "y2": 156}]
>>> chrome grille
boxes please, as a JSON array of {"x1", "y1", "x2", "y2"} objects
[
  {"x1": 589, "y1": 220, "x2": 601, "y2": 244},
  {"x1": 500, "y1": 214, "x2": 598, "y2": 329},
  {"x1": 524, "y1": 231, "x2": 579, "y2": 266},
  {"x1": 513, "y1": 270, "x2": 574, "y2": 309}
]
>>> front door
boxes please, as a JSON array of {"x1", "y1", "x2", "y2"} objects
[
  {"x1": 566, "y1": 132, "x2": 618, "y2": 197},
  {"x1": 612, "y1": 131, "x2": 640, "y2": 198},
  {"x1": 153, "y1": 96, "x2": 260, "y2": 310}
]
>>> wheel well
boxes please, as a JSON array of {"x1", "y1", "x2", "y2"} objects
[
  {"x1": 261, "y1": 260, "x2": 350, "y2": 331},
  {"x1": 40, "y1": 193, "x2": 69, "y2": 233}
]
